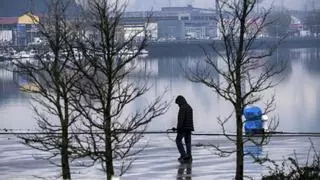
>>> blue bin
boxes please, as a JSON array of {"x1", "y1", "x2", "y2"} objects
[{"x1": 243, "y1": 106, "x2": 264, "y2": 134}]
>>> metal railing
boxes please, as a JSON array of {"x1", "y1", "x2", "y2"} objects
[{"x1": 1, "y1": 128, "x2": 320, "y2": 137}]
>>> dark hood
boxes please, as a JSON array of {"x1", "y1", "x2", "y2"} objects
[{"x1": 175, "y1": 95, "x2": 187, "y2": 106}]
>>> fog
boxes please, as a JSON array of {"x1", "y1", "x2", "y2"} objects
[{"x1": 127, "y1": 0, "x2": 320, "y2": 11}]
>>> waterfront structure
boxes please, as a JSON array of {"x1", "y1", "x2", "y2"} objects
[
  {"x1": 0, "y1": 13, "x2": 39, "y2": 46},
  {"x1": 0, "y1": 17, "x2": 17, "y2": 44},
  {"x1": 0, "y1": 2, "x2": 313, "y2": 47},
  {"x1": 123, "y1": 5, "x2": 217, "y2": 40},
  {"x1": 290, "y1": 15, "x2": 305, "y2": 36},
  {"x1": 0, "y1": 0, "x2": 80, "y2": 46},
  {"x1": 122, "y1": 5, "x2": 314, "y2": 41},
  {"x1": 16, "y1": 13, "x2": 40, "y2": 46}
]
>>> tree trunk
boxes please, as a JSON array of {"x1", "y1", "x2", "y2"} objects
[
  {"x1": 235, "y1": 1, "x2": 247, "y2": 178},
  {"x1": 235, "y1": 110, "x2": 244, "y2": 180},
  {"x1": 61, "y1": 127, "x2": 71, "y2": 179},
  {"x1": 235, "y1": 61, "x2": 244, "y2": 180},
  {"x1": 105, "y1": 119, "x2": 114, "y2": 180}
]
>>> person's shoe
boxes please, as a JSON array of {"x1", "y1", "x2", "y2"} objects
[
  {"x1": 182, "y1": 156, "x2": 193, "y2": 162},
  {"x1": 177, "y1": 156, "x2": 184, "y2": 161}
]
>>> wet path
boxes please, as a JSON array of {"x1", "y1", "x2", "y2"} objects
[{"x1": 0, "y1": 134, "x2": 319, "y2": 179}]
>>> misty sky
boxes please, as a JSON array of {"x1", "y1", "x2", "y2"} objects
[{"x1": 127, "y1": 0, "x2": 319, "y2": 11}]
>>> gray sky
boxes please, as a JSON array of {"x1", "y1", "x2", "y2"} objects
[{"x1": 127, "y1": 0, "x2": 319, "y2": 11}]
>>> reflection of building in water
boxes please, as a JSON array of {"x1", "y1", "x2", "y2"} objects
[
  {"x1": 273, "y1": 48, "x2": 320, "y2": 132},
  {"x1": 0, "y1": 68, "x2": 21, "y2": 101},
  {"x1": 304, "y1": 48, "x2": 320, "y2": 74},
  {"x1": 0, "y1": 67, "x2": 13, "y2": 81},
  {"x1": 126, "y1": 58, "x2": 159, "y2": 76},
  {"x1": 156, "y1": 55, "x2": 219, "y2": 80}
]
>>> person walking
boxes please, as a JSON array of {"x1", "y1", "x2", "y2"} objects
[{"x1": 174, "y1": 95, "x2": 194, "y2": 162}]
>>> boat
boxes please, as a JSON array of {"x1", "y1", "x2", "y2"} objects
[
  {"x1": 119, "y1": 48, "x2": 149, "y2": 58},
  {"x1": 0, "y1": 48, "x2": 17, "y2": 61},
  {"x1": 12, "y1": 50, "x2": 37, "y2": 64},
  {"x1": 0, "y1": 52, "x2": 11, "y2": 61},
  {"x1": 139, "y1": 49, "x2": 149, "y2": 57}
]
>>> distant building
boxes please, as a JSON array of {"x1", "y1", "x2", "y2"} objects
[
  {"x1": 0, "y1": 13, "x2": 40, "y2": 46},
  {"x1": 289, "y1": 15, "x2": 304, "y2": 36},
  {"x1": 158, "y1": 20, "x2": 184, "y2": 40},
  {"x1": 0, "y1": 0, "x2": 80, "y2": 46},
  {"x1": 0, "y1": 17, "x2": 17, "y2": 43},
  {"x1": 123, "y1": 23, "x2": 158, "y2": 41},
  {"x1": 16, "y1": 13, "x2": 40, "y2": 46},
  {"x1": 123, "y1": 5, "x2": 217, "y2": 40}
]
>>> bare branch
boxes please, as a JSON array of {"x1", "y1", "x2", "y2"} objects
[{"x1": 187, "y1": 0, "x2": 285, "y2": 179}]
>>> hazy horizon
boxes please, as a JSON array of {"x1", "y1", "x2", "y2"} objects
[{"x1": 126, "y1": 0, "x2": 320, "y2": 11}]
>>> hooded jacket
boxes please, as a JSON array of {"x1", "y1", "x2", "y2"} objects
[{"x1": 175, "y1": 96, "x2": 194, "y2": 132}]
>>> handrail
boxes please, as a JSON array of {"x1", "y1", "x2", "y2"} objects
[{"x1": 1, "y1": 129, "x2": 320, "y2": 137}]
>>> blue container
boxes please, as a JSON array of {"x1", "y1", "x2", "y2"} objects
[{"x1": 243, "y1": 106, "x2": 264, "y2": 134}]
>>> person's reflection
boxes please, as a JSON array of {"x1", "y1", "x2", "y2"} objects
[{"x1": 177, "y1": 162, "x2": 192, "y2": 180}]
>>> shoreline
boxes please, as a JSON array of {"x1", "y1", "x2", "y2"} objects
[{"x1": 147, "y1": 38, "x2": 320, "y2": 57}]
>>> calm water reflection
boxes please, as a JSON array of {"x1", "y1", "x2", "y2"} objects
[{"x1": 1, "y1": 48, "x2": 320, "y2": 133}]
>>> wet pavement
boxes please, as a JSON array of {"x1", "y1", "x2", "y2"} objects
[{"x1": 0, "y1": 134, "x2": 319, "y2": 179}]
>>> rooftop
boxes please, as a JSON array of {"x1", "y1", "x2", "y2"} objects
[{"x1": 0, "y1": 17, "x2": 18, "y2": 25}]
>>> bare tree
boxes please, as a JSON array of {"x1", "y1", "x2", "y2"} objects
[
  {"x1": 187, "y1": 0, "x2": 286, "y2": 179},
  {"x1": 14, "y1": 0, "x2": 82, "y2": 179},
  {"x1": 69, "y1": 1, "x2": 169, "y2": 179}
]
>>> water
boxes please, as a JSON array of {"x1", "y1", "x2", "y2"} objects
[{"x1": 0, "y1": 48, "x2": 320, "y2": 179}]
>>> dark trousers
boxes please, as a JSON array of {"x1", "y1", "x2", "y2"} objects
[{"x1": 176, "y1": 131, "x2": 192, "y2": 157}]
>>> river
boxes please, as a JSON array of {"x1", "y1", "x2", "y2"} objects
[
  {"x1": 1, "y1": 48, "x2": 320, "y2": 133},
  {"x1": 0, "y1": 47, "x2": 320, "y2": 179}
]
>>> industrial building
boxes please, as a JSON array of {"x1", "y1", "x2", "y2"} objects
[
  {"x1": 0, "y1": 0, "x2": 217, "y2": 45},
  {"x1": 123, "y1": 5, "x2": 217, "y2": 40}
]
